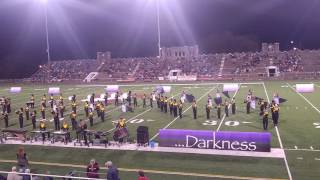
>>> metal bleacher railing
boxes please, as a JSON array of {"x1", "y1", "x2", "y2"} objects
[{"x1": 0, "y1": 170, "x2": 107, "y2": 180}]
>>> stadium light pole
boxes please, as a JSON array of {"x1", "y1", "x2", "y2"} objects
[
  {"x1": 156, "y1": 0, "x2": 161, "y2": 58},
  {"x1": 44, "y1": 0, "x2": 51, "y2": 65},
  {"x1": 40, "y1": 0, "x2": 51, "y2": 81}
]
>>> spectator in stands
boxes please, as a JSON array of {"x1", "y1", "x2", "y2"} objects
[
  {"x1": 86, "y1": 159, "x2": 100, "y2": 178},
  {"x1": 22, "y1": 169, "x2": 31, "y2": 180},
  {"x1": 43, "y1": 171, "x2": 53, "y2": 180},
  {"x1": 16, "y1": 147, "x2": 28, "y2": 170},
  {"x1": 137, "y1": 170, "x2": 149, "y2": 180},
  {"x1": 105, "y1": 161, "x2": 119, "y2": 180},
  {"x1": 7, "y1": 166, "x2": 22, "y2": 180}
]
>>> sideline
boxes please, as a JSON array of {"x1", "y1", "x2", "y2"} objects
[{"x1": 0, "y1": 159, "x2": 287, "y2": 180}]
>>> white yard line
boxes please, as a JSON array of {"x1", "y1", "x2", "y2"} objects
[
  {"x1": 285, "y1": 148, "x2": 320, "y2": 152},
  {"x1": 76, "y1": 82, "x2": 263, "y2": 88},
  {"x1": 150, "y1": 86, "x2": 218, "y2": 141},
  {"x1": 216, "y1": 84, "x2": 241, "y2": 131},
  {"x1": 286, "y1": 82, "x2": 320, "y2": 114},
  {"x1": 263, "y1": 82, "x2": 293, "y2": 180}
]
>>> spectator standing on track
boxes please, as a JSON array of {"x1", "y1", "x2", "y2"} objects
[
  {"x1": 7, "y1": 166, "x2": 22, "y2": 180},
  {"x1": 105, "y1": 161, "x2": 119, "y2": 180},
  {"x1": 22, "y1": 169, "x2": 31, "y2": 180},
  {"x1": 16, "y1": 147, "x2": 28, "y2": 170},
  {"x1": 86, "y1": 159, "x2": 100, "y2": 178},
  {"x1": 43, "y1": 171, "x2": 53, "y2": 180},
  {"x1": 137, "y1": 170, "x2": 149, "y2": 180}
]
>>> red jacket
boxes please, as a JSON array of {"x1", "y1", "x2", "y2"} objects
[
  {"x1": 138, "y1": 176, "x2": 149, "y2": 180},
  {"x1": 86, "y1": 162, "x2": 100, "y2": 178}
]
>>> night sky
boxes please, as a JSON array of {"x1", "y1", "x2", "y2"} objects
[{"x1": 0, "y1": 0, "x2": 320, "y2": 79}]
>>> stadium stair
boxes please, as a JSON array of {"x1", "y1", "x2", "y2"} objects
[{"x1": 83, "y1": 72, "x2": 99, "y2": 82}]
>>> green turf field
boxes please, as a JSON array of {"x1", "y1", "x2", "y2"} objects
[{"x1": 0, "y1": 81, "x2": 319, "y2": 180}]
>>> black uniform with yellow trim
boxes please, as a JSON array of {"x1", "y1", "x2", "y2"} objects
[
  {"x1": 172, "y1": 100, "x2": 178, "y2": 117},
  {"x1": 262, "y1": 110, "x2": 269, "y2": 130},
  {"x1": 70, "y1": 111, "x2": 77, "y2": 130},
  {"x1": 84, "y1": 101, "x2": 89, "y2": 117},
  {"x1": 178, "y1": 101, "x2": 183, "y2": 119},
  {"x1": 206, "y1": 104, "x2": 211, "y2": 119},
  {"x1": 216, "y1": 104, "x2": 221, "y2": 119},
  {"x1": 231, "y1": 98, "x2": 236, "y2": 114},
  {"x1": 164, "y1": 97, "x2": 168, "y2": 113},
  {"x1": 31, "y1": 111, "x2": 36, "y2": 129},
  {"x1": 192, "y1": 101, "x2": 197, "y2": 119},
  {"x1": 40, "y1": 105, "x2": 46, "y2": 119},
  {"x1": 39, "y1": 120, "x2": 49, "y2": 142},
  {"x1": 224, "y1": 101, "x2": 229, "y2": 117},
  {"x1": 271, "y1": 103, "x2": 280, "y2": 126}
]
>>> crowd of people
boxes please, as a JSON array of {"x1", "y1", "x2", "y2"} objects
[
  {"x1": 31, "y1": 59, "x2": 99, "y2": 82},
  {"x1": 0, "y1": 147, "x2": 149, "y2": 180},
  {"x1": 30, "y1": 48, "x2": 313, "y2": 82}
]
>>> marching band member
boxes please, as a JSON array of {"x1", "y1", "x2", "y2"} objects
[
  {"x1": 172, "y1": 99, "x2": 178, "y2": 117},
  {"x1": 178, "y1": 100, "x2": 183, "y2": 119},
  {"x1": 104, "y1": 92, "x2": 108, "y2": 106},
  {"x1": 41, "y1": 104, "x2": 46, "y2": 119},
  {"x1": 100, "y1": 105, "x2": 105, "y2": 122},
  {"x1": 84, "y1": 101, "x2": 89, "y2": 117},
  {"x1": 192, "y1": 100, "x2": 197, "y2": 119},
  {"x1": 258, "y1": 98, "x2": 266, "y2": 116},
  {"x1": 31, "y1": 110, "x2": 37, "y2": 129},
  {"x1": 89, "y1": 110, "x2": 94, "y2": 127},
  {"x1": 90, "y1": 93, "x2": 95, "y2": 105},
  {"x1": 262, "y1": 109, "x2": 269, "y2": 130},
  {"x1": 42, "y1": 94, "x2": 47, "y2": 108},
  {"x1": 59, "y1": 103, "x2": 65, "y2": 118},
  {"x1": 115, "y1": 91, "x2": 119, "y2": 106},
  {"x1": 71, "y1": 94, "x2": 76, "y2": 103},
  {"x1": 53, "y1": 109, "x2": 60, "y2": 130},
  {"x1": 116, "y1": 117, "x2": 126, "y2": 129},
  {"x1": 16, "y1": 108, "x2": 24, "y2": 128},
  {"x1": 24, "y1": 105, "x2": 30, "y2": 120},
  {"x1": 30, "y1": 94, "x2": 35, "y2": 108},
  {"x1": 39, "y1": 120, "x2": 48, "y2": 142},
  {"x1": 7, "y1": 98, "x2": 11, "y2": 113},
  {"x1": 224, "y1": 99, "x2": 229, "y2": 117},
  {"x1": 231, "y1": 98, "x2": 236, "y2": 115},
  {"x1": 149, "y1": 93, "x2": 153, "y2": 108},
  {"x1": 61, "y1": 120, "x2": 71, "y2": 142},
  {"x1": 164, "y1": 97, "x2": 168, "y2": 113},
  {"x1": 271, "y1": 102, "x2": 280, "y2": 126},
  {"x1": 76, "y1": 119, "x2": 88, "y2": 145},
  {"x1": 71, "y1": 101, "x2": 77, "y2": 114},
  {"x1": 50, "y1": 94, "x2": 54, "y2": 108},
  {"x1": 59, "y1": 93, "x2": 64, "y2": 105},
  {"x1": 206, "y1": 103, "x2": 211, "y2": 119},
  {"x1": 169, "y1": 98, "x2": 173, "y2": 115},
  {"x1": 156, "y1": 95, "x2": 160, "y2": 109},
  {"x1": 96, "y1": 101, "x2": 101, "y2": 117},
  {"x1": 246, "y1": 95, "x2": 251, "y2": 114},
  {"x1": 159, "y1": 96, "x2": 164, "y2": 111},
  {"x1": 2, "y1": 112, "x2": 9, "y2": 128},
  {"x1": 127, "y1": 91, "x2": 132, "y2": 106},
  {"x1": 70, "y1": 111, "x2": 77, "y2": 130},
  {"x1": 142, "y1": 94, "x2": 146, "y2": 108},
  {"x1": 216, "y1": 104, "x2": 221, "y2": 119},
  {"x1": 133, "y1": 93, "x2": 138, "y2": 107}
]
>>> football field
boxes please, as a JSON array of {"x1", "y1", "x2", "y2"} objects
[{"x1": 0, "y1": 81, "x2": 319, "y2": 180}]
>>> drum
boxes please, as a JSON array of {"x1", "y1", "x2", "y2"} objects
[{"x1": 113, "y1": 128, "x2": 128, "y2": 140}]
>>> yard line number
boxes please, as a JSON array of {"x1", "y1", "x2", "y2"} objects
[{"x1": 202, "y1": 120, "x2": 240, "y2": 127}]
